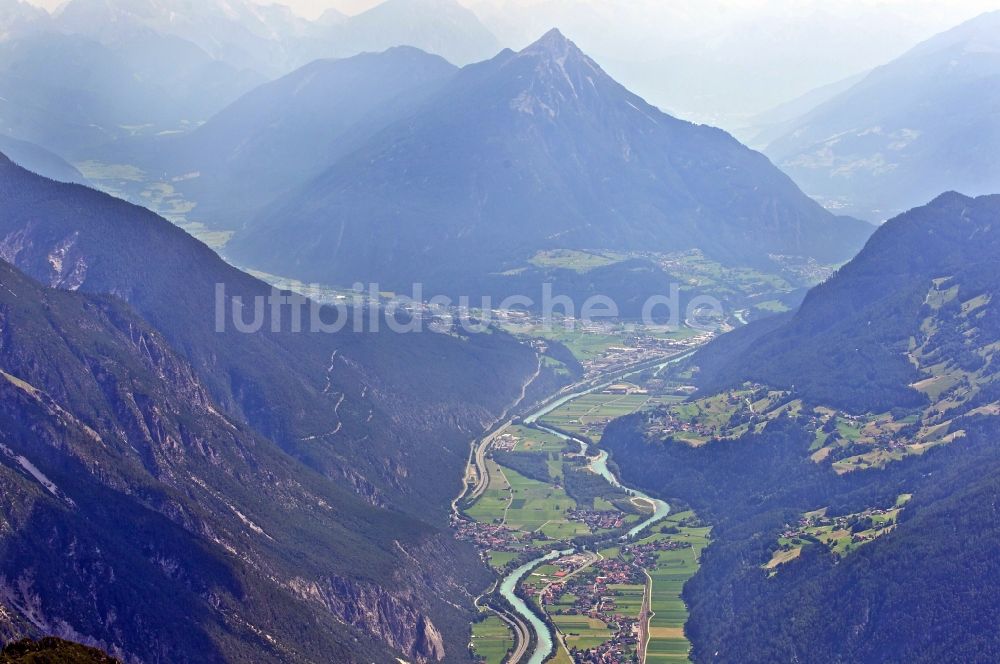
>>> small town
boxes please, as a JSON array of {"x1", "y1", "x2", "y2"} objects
[{"x1": 531, "y1": 538, "x2": 694, "y2": 663}]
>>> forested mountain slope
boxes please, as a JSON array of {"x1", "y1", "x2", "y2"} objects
[
  {"x1": 601, "y1": 191, "x2": 1000, "y2": 662},
  {"x1": 694, "y1": 192, "x2": 1000, "y2": 415}
]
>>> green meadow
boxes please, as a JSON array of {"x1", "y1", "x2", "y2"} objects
[
  {"x1": 551, "y1": 615, "x2": 614, "y2": 650},
  {"x1": 471, "y1": 616, "x2": 513, "y2": 664},
  {"x1": 643, "y1": 512, "x2": 712, "y2": 663},
  {"x1": 541, "y1": 392, "x2": 652, "y2": 438}
]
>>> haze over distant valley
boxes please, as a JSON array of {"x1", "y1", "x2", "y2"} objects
[{"x1": 1, "y1": 3, "x2": 1000, "y2": 663}]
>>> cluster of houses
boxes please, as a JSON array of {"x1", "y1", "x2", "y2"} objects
[
  {"x1": 625, "y1": 538, "x2": 691, "y2": 570},
  {"x1": 452, "y1": 518, "x2": 524, "y2": 554},
  {"x1": 542, "y1": 558, "x2": 644, "y2": 663},
  {"x1": 780, "y1": 503, "x2": 902, "y2": 557},
  {"x1": 645, "y1": 410, "x2": 718, "y2": 440},
  {"x1": 568, "y1": 509, "x2": 627, "y2": 532},
  {"x1": 644, "y1": 385, "x2": 775, "y2": 441},
  {"x1": 569, "y1": 632, "x2": 641, "y2": 663}
]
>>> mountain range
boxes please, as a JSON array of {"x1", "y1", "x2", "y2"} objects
[
  {"x1": 37, "y1": 0, "x2": 499, "y2": 75},
  {"x1": 226, "y1": 29, "x2": 872, "y2": 296},
  {"x1": 309, "y1": 0, "x2": 501, "y2": 68},
  {"x1": 1, "y1": 3, "x2": 997, "y2": 662},
  {"x1": 0, "y1": 153, "x2": 562, "y2": 662},
  {"x1": 697, "y1": 191, "x2": 999, "y2": 414},
  {"x1": 764, "y1": 11, "x2": 1000, "y2": 221},
  {"x1": 0, "y1": 0, "x2": 502, "y2": 161},
  {"x1": 0, "y1": 133, "x2": 86, "y2": 184}
]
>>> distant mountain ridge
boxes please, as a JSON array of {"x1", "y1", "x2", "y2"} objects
[
  {"x1": 0, "y1": 30, "x2": 264, "y2": 157},
  {"x1": 164, "y1": 46, "x2": 459, "y2": 227},
  {"x1": 0, "y1": 0, "x2": 501, "y2": 161},
  {"x1": 0, "y1": 133, "x2": 87, "y2": 185},
  {"x1": 317, "y1": 0, "x2": 501, "y2": 66},
  {"x1": 764, "y1": 11, "x2": 1000, "y2": 220},
  {"x1": 229, "y1": 29, "x2": 872, "y2": 295},
  {"x1": 46, "y1": 0, "x2": 501, "y2": 74}
]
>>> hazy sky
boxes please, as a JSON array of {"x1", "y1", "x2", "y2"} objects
[
  {"x1": 456, "y1": 0, "x2": 1000, "y2": 123},
  {"x1": 22, "y1": 0, "x2": 1000, "y2": 124},
  {"x1": 25, "y1": 0, "x2": 1000, "y2": 22}
]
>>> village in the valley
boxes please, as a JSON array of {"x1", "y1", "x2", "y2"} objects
[{"x1": 453, "y1": 383, "x2": 712, "y2": 663}]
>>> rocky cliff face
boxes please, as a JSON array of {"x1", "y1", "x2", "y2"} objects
[
  {"x1": 0, "y1": 155, "x2": 547, "y2": 662},
  {"x1": 305, "y1": 577, "x2": 444, "y2": 661}
]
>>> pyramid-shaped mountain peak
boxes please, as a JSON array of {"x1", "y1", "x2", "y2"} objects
[{"x1": 520, "y1": 27, "x2": 581, "y2": 58}]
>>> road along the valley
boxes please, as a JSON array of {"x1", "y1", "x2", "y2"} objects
[{"x1": 460, "y1": 350, "x2": 695, "y2": 663}]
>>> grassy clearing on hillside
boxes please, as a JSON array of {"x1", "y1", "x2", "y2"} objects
[
  {"x1": 658, "y1": 250, "x2": 796, "y2": 295},
  {"x1": 753, "y1": 299, "x2": 791, "y2": 313},
  {"x1": 645, "y1": 387, "x2": 793, "y2": 446},
  {"x1": 766, "y1": 496, "x2": 910, "y2": 572},
  {"x1": 528, "y1": 249, "x2": 627, "y2": 272}
]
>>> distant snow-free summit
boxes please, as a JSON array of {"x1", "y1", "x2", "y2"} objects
[{"x1": 229, "y1": 29, "x2": 872, "y2": 294}]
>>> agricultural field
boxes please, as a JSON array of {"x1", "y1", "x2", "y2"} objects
[
  {"x1": 809, "y1": 406, "x2": 962, "y2": 474},
  {"x1": 471, "y1": 616, "x2": 514, "y2": 664},
  {"x1": 502, "y1": 323, "x2": 626, "y2": 362},
  {"x1": 467, "y1": 462, "x2": 586, "y2": 538},
  {"x1": 507, "y1": 425, "x2": 567, "y2": 453},
  {"x1": 753, "y1": 299, "x2": 791, "y2": 313},
  {"x1": 500, "y1": 465, "x2": 587, "y2": 535},
  {"x1": 464, "y1": 459, "x2": 513, "y2": 525},
  {"x1": 551, "y1": 615, "x2": 614, "y2": 650},
  {"x1": 657, "y1": 249, "x2": 798, "y2": 297},
  {"x1": 645, "y1": 517, "x2": 711, "y2": 663},
  {"x1": 498, "y1": 315, "x2": 703, "y2": 369},
  {"x1": 487, "y1": 550, "x2": 521, "y2": 571},
  {"x1": 541, "y1": 390, "x2": 653, "y2": 439},
  {"x1": 609, "y1": 584, "x2": 645, "y2": 616}
]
